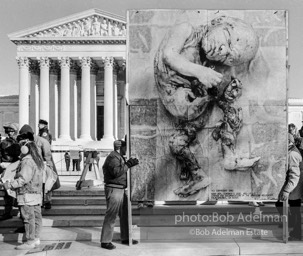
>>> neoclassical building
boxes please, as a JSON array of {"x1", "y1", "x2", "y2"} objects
[{"x1": 8, "y1": 9, "x2": 127, "y2": 149}]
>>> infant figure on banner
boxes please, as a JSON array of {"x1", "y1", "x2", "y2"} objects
[{"x1": 154, "y1": 15, "x2": 265, "y2": 197}]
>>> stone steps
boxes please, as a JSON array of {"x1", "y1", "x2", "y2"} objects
[
  {"x1": 0, "y1": 187, "x2": 298, "y2": 243},
  {"x1": 52, "y1": 189, "x2": 105, "y2": 196},
  {"x1": 0, "y1": 203, "x2": 281, "y2": 214},
  {"x1": 0, "y1": 205, "x2": 285, "y2": 225},
  {"x1": 0, "y1": 205, "x2": 140, "y2": 216},
  {"x1": 0, "y1": 215, "x2": 142, "y2": 228},
  {"x1": 0, "y1": 189, "x2": 104, "y2": 197}
]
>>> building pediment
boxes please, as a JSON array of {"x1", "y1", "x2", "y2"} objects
[{"x1": 9, "y1": 9, "x2": 126, "y2": 44}]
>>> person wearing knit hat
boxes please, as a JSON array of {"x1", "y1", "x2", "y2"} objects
[
  {"x1": 0, "y1": 122, "x2": 21, "y2": 221},
  {"x1": 38, "y1": 120, "x2": 52, "y2": 145}
]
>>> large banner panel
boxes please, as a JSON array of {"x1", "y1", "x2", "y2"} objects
[{"x1": 128, "y1": 10, "x2": 287, "y2": 201}]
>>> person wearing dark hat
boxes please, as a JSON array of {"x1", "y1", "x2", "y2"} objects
[
  {"x1": 276, "y1": 133, "x2": 303, "y2": 241},
  {"x1": 19, "y1": 124, "x2": 60, "y2": 210},
  {"x1": 0, "y1": 122, "x2": 21, "y2": 221},
  {"x1": 38, "y1": 119, "x2": 52, "y2": 145},
  {"x1": 100, "y1": 139, "x2": 139, "y2": 250}
]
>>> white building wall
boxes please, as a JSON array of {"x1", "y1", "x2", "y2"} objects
[{"x1": 288, "y1": 98, "x2": 303, "y2": 129}]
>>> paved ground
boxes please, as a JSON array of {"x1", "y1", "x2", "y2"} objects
[
  {"x1": 2, "y1": 238, "x2": 303, "y2": 256},
  {"x1": 2, "y1": 176, "x2": 303, "y2": 255}
]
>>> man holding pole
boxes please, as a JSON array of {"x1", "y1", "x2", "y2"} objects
[{"x1": 100, "y1": 139, "x2": 139, "y2": 250}]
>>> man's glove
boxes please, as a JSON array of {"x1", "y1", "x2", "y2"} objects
[
  {"x1": 279, "y1": 190, "x2": 289, "y2": 201},
  {"x1": 126, "y1": 157, "x2": 139, "y2": 168}
]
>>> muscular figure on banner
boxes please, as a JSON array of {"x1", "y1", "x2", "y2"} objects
[{"x1": 154, "y1": 16, "x2": 262, "y2": 197}]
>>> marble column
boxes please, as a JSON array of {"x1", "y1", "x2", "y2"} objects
[
  {"x1": 54, "y1": 82, "x2": 59, "y2": 140},
  {"x1": 90, "y1": 62, "x2": 98, "y2": 140},
  {"x1": 101, "y1": 57, "x2": 115, "y2": 148},
  {"x1": 119, "y1": 59, "x2": 127, "y2": 139},
  {"x1": 29, "y1": 60, "x2": 39, "y2": 133},
  {"x1": 17, "y1": 57, "x2": 30, "y2": 128},
  {"x1": 59, "y1": 57, "x2": 71, "y2": 140},
  {"x1": 70, "y1": 62, "x2": 78, "y2": 140},
  {"x1": 49, "y1": 60, "x2": 59, "y2": 140},
  {"x1": 79, "y1": 57, "x2": 91, "y2": 140},
  {"x1": 38, "y1": 57, "x2": 50, "y2": 122},
  {"x1": 113, "y1": 64, "x2": 118, "y2": 140},
  {"x1": 35, "y1": 83, "x2": 40, "y2": 133}
]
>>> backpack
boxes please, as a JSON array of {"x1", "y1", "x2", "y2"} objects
[{"x1": 43, "y1": 164, "x2": 58, "y2": 193}]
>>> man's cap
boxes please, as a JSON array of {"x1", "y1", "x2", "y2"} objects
[
  {"x1": 39, "y1": 119, "x2": 48, "y2": 125},
  {"x1": 3, "y1": 122, "x2": 19, "y2": 132},
  {"x1": 288, "y1": 133, "x2": 295, "y2": 144},
  {"x1": 19, "y1": 124, "x2": 34, "y2": 135},
  {"x1": 114, "y1": 140, "x2": 126, "y2": 148}
]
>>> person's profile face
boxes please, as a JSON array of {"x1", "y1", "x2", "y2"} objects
[
  {"x1": 5, "y1": 129, "x2": 14, "y2": 137},
  {"x1": 38, "y1": 124, "x2": 46, "y2": 129},
  {"x1": 289, "y1": 127, "x2": 296, "y2": 135}
]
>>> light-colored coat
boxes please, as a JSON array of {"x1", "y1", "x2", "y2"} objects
[
  {"x1": 10, "y1": 155, "x2": 43, "y2": 205},
  {"x1": 282, "y1": 147, "x2": 303, "y2": 200}
]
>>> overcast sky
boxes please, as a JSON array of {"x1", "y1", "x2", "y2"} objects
[{"x1": 1, "y1": 0, "x2": 302, "y2": 98}]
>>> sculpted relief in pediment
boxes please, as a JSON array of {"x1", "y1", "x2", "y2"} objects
[{"x1": 26, "y1": 15, "x2": 126, "y2": 38}]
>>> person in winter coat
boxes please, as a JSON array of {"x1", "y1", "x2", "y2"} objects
[
  {"x1": 18, "y1": 125, "x2": 60, "y2": 210},
  {"x1": 38, "y1": 119, "x2": 52, "y2": 145},
  {"x1": 276, "y1": 133, "x2": 303, "y2": 241},
  {"x1": 0, "y1": 122, "x2": 20, "y2": 221},
  {"x1": 100, "y1": 140, "x2": 139, "y2": 250},
  {"x1": 2, "y1": 132, "x2": 44, "y2": 250}
]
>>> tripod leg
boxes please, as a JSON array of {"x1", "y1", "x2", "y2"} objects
[
  {"x1": 76, "y1": 153, "x2": 92, "y2": 190},
  {"x1": 93, "y1": 163, "x2": 101, "y2": 180}
]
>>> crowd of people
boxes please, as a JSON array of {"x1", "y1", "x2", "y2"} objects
[
  {"x1": 0, "y1": 121, "x2": 139, "y2": 250},
  {"x1": 0, "y1": 120, "x2": 60, "y2": 250}
]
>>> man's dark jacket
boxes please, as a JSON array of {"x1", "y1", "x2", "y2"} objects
[{"x1": 103, "y1": 150, "x2": 128, "y2": 188}]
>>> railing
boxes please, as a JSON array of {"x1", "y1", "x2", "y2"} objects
[
  {"x1": 51, "y1": 149, "x2": 110, "y2": 178},
  {"x1": 51, "y1": 150, "x2": 84, "y2": 176}
]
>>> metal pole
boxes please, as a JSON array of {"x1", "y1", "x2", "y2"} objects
[
  {"x1": 283, "y1": 200, "x2": 288, "y2": 243},
  {"x1": 126, "y1": 105, "x2": 133, "y2": 246},
  {"x1": 283, "y1": 10, "x2": 289, "y2": 244}
]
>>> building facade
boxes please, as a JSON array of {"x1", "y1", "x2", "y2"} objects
[
  {"x1": 8, "y1": 9, "x2": 127, "y2": 149},
  {"x1": 288, "y1": 98, "x2": 303, "y2": 129}
]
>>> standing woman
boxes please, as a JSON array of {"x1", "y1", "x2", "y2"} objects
[{"x1": 3, "y1": 132, "x2": 44, "y2": 250}]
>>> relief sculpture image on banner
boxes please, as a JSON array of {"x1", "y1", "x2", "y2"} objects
[{"x1": 128, "y1": 10, "x2": 287, "y2": 201}]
